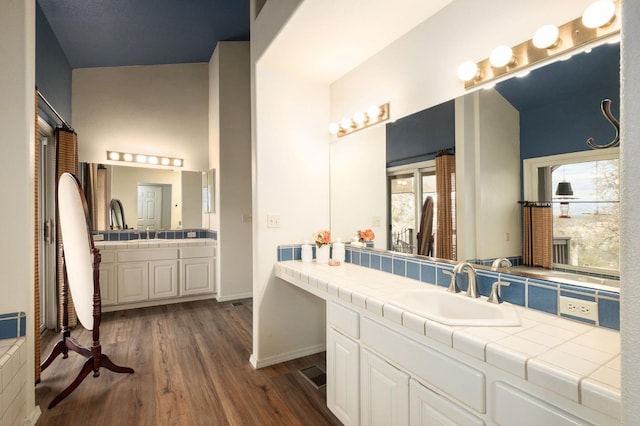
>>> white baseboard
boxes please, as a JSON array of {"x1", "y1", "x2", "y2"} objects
[
  {"x1": 102, "y1": 293, "x2": 217, "y2": 312},
  {"x1": 249, "y1": 343, "x2": 326, "y2": 369},
  {"x1": 25, "y1": 406, "x2": 41, "y2": 426},
  {"x1": 217, "y1": 292, "x2": 253, "y2": 302}
]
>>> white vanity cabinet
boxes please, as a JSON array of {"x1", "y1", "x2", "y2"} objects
[
  {"x1": 97, "y1": 240, "x2": 216, "y2": 311},
  {"x1": 180, "y1": 245, "x2": 215, "y2": 295},
  {"x1": 149, "y1": 259, "x2": 179, "y2": 299},
  {"x1": 275, "y1": 262, "x2": 620, "y2": 426},
  {"x1": 98, "y1": 251, "x2": 117, "y2": 306},
  {"x1": 361, "y1": 348, "x2": 410, "y2": 426},
  {"x1": 326, "y1": 301, "x2": 487, "y2": 426},
  {"x1": 327, "y1": 302, "x2": 360, "y2": 426}
]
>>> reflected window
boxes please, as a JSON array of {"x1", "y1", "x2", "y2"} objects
[{"x1": 552, "y1": 159, "x2": 619, "y2": 271}]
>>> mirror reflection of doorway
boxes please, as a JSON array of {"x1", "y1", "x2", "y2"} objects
[{"x1": 137, "y1": 185, "x2": 162, "y2": 230}]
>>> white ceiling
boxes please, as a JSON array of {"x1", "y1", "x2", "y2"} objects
[{"x1": 258, "y1": 0, "x2": 454, "y2": 84}]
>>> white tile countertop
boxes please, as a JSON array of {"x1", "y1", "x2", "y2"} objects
[
  {"x1": 95, "y1": 238, "x2": 216, "y2": 250},
  {"x1": 275, "y1": 260, "x2": 621, "y2": 420}
]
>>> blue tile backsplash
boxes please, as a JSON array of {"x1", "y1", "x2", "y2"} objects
[
  {"x1": 94, "y1": 228, "x2": 217, "y2": 241},
  {"x1": 276, "y1": 244, "x2": 620, "y2": 331},
  {"x1": 0, "y1": 312, "x2": 26, "y2": 340}
]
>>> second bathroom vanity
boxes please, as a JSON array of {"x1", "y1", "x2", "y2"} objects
[{"x1": 96, "y1": 238, "x2": 216, "y2": 311}]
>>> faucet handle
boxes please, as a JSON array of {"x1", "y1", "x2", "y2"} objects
[
  {"x1": 442, "y1": 270, "x2": 460, "y2": 293},
  {"x1": 488, "y1": 281, "x2": 510, "y2": 304}
]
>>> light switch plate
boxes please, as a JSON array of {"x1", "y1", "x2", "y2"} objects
[{"x1": 267, "y1": 214, "x2": 280, "y2": 228}]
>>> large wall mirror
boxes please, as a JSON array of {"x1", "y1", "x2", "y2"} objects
[
  {"x1": 330, "y1": 40, "x2": 620, "y2": 291},
  {"x1": 81, "y1": 163, "x2": 204, "y2": 231}
]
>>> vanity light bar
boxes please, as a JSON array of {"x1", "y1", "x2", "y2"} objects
[
  {"x1": 329, "y1": 103, "x2": 390, "y2": 138},
  {"x1": 106, "y1": 151, "x2": 183, "y2": 167},
  {"x1": 458, "y1": 0, "x2": 620, "y2": 89}
]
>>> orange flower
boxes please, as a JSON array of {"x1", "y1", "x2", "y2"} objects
[
  {"x1": 358, "y1": 229, "x2": 375, "y2": 242},
  {"x1": 313, "y1": 230, "x2": 331, "y2": 247}
]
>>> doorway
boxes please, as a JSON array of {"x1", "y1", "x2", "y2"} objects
[
  {"x1": 137, "y1": 184, "x2": 163, "y2": 230},
  {"x1": 37, "y1": 117, "x2": 57, "y2": 331}
]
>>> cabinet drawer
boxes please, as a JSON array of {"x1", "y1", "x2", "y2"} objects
[
  {"x1": 410, "y1": 379, "x2": 485, "y2": 426},
  {"x1": 361, "y1": 317, "x2": 485, "y2": 413},
  {"x1": 118, "y1": 248, "x2": 178, "y2": 262},
  {"x1": 180, "y1": 245, "x2": 215, "y2": 259},
  {"x1": 494, "y1": 382, "x2": 588, "y2": 426},
  {"x1": 328, "y1": 301, "x2": 359, "y2": 339},
  {"x1": 100, "y1": 251, "x2": 116, "y2": 264}
]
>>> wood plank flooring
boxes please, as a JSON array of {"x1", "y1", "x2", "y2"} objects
[{"x1": 35, "y1": 299, "x2": 342, "y2": 426}]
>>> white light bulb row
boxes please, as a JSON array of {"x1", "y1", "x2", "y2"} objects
[
  {"x1": 107, "y1": 151, "x2": 183, "y2": 167},
  {"x1": 457, "y1": 0, "x2": 618, "y2": 86},
  {"x1": 329, "y1": 103, "x2": 390, "y2": 137}
]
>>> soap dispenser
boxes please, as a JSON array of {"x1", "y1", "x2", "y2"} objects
[
  {"x1": 301, "y1": 240, "x2": 313, "y2": 263},
  {"x1": 332, "y1": 237, "x2": 345, "y2": 263}
]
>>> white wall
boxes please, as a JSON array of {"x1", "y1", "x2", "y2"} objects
[
  {"x1": 456, "y1": 89, "x2": 521, "y2": 261},
  {"x1": 620, "y1": 0, "x2": 640, "y2": 422},
  {"x1": 72, "y1": 63, "x2": 209, "y2": 172},
  {"x1": 208, "y1": 42, "x2": 253, "y2": 301},
  {"x1": 251, "y1": 63, "x2": 330, "y2": 366},
  {"x1": 0, "y1": 0, "x2": 38, "y2": 422}
]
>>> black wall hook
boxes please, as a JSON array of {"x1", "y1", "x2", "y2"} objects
[{"x1": 586, "y1": 99, "x2": 620, "y2": 149}]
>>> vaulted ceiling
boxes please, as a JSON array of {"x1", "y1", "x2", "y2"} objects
[{"x1": 37, "y1": 0, "x2": 250, "y2": 68}]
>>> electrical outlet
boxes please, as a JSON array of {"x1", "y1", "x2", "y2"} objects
[
  {"x1": 93, "y1": 233, "x2": 104, "y2": 241},
  {"x1": 372, "y1": 216, "x2": 381, "y2": 227},
  {"x1": 242, "y1": 213, "x2": 252, "y2": 223},
  {"x1": 559, "y1": 296, "x2": 598, "y2": 322},
  {"x1": 187, "y1": 231, "x2": 196, "y2": 238},
  {"x1": 267, "y1": 214, "x2": 280, "y2": 228}
]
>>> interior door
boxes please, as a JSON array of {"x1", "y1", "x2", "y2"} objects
[
  {"x1": 137, "y1": 185, "x2": 162, "y2": 230},
  {"x1": 38, "y1": 118, "x2": 57, "y2": 330}
]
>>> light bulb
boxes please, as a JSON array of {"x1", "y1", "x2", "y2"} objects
[
  {"x1": 533, "y1": 25, "x2": 560, "y2": 49},
  {"x1": 108, "y1": 151, "x2": 120, "y2": 161},
  {"x1": 489, "y1": 45, "x2": 514, "y2": 68},
  {"x1": 136, "y1": 154, "x2": 146, "y2": 163},
  {"x1": 582, "y1": 0, "x2": 615, "y2": 28},
  {"x1": 173, "y1": 158, "x2": 182, "y2": 167},
  {"x1": 161, "y1": 158, "x2": 170, "y2": 166},
  {"x1": 148, "y1": 156, "x2": 158, "y2": 165},
  {"x1": 340, "y1": 118, "x2": 352, "y2": 130},
  {"x1": 456, "y1": 61, "x2": 479, "y2": 81},
  {"x1": 328, "y1": 122, "x2": 340, "y2": 135},
  {"x1": 123, "y1": 153, "x2": 133, "y2": 162},
  {"x1": 353, "y1": 111, "x2": 366, "y2": 125},
  {"x1": 367, "y1": 105, "x2": 381, "y2": 120}
]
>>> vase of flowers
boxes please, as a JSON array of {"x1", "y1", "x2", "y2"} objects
[
  {"x1": 358, "y1": 229, "x2": 375, "y2": 247},
  {"x1": 313, "y1": 230, "x2": 331, "y2": 263}
]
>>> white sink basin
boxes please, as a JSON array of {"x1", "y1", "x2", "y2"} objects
[{"x1": 388, "y1": 288, "x2": 521, "y2": 327}]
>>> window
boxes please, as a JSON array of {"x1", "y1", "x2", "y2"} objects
[
  {"x1": 388, "y1": 161, "x2": 436, "y2": 253},
  {"x1": 523, "y1": 148, "x2": 619, "y2": 276}
]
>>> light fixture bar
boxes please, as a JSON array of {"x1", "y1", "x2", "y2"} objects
[
  {"x1": 329, "y1": 103, "x2": 390, "y2": 138},
  {"x1": 463, "y1": 1, "x2": 620, "y2": 89},
  {"x1": 106, "y1": 150, "x2": 183, "y2": 167}
]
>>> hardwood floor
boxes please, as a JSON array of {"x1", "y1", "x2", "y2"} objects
[{"x1": 35, "y1": 299, "x2": 342, "y2": 425}]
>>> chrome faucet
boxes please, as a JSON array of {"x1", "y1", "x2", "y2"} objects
[
  {"x1": 146, "y1": 226, "x2": 150, "y2": 240},
  {"x1": 491, "y1": 257, "x2": 512, "y2": 271},
  {"x1": 452, "y1": 262, "x2": 479, "y2": 298},
  {"x1": 488, "y1": 281, "x2": 511, "y2": 304}
]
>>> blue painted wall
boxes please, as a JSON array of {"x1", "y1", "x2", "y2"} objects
[
  {"x1": 495, "y1": 42, "x2": 620, "y2": 160},
  {"x1": 36, "y1": 3, "x2": 72, "y2": 126},
  {"x1": 386, "y1": 100, "x2": 455, "y2": 168}
]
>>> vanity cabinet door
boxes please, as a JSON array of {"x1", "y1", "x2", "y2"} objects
[
  {"x1": 180, "y1": 257, "x2": 214, "y2": 295},
  {"x1": 99, "y1": 262, "x2": 117, "y2": 306},
  {"x1": 149, "y1": 260, "x2": 178, "y2": 299},
  {"x1": 361, "y1": 348, "x2": 410, "y2": 426},
  {"x1": 327, "y1": 328, "x2": 360, "y2": 426},
  {"x1": 117, "y1": 261, "x2": 149, "y2": 303},
  {"x1": 410, "y1": 379, "x2": 485, "y2": 426}
]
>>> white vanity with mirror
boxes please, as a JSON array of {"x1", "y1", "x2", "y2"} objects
[{"x1": 96, "y1": 238, "x2": 216, "y2": 311}]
